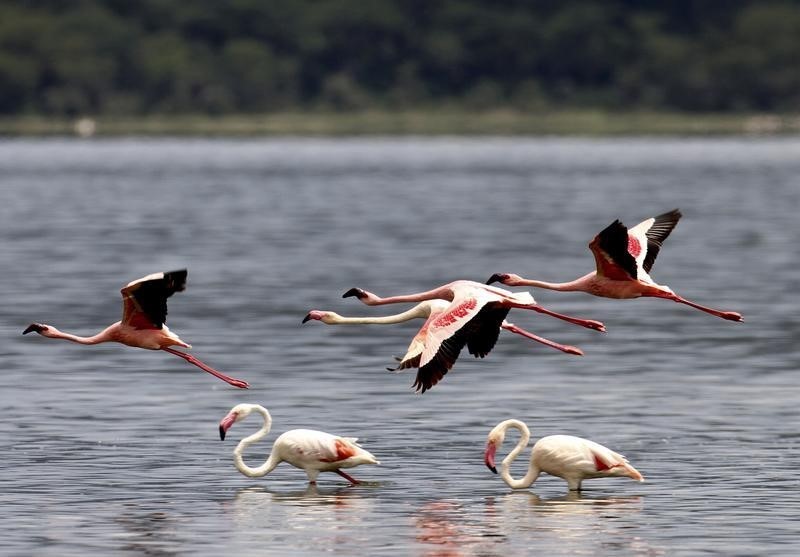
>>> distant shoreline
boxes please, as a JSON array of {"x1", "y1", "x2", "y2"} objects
[{"x1": 1, "y1": 110, "x2": 798, "y2": 137}]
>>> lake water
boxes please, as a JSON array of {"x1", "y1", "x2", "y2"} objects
[{"x1": 1, "y1": 137, "x2": 798, "y2": 556}]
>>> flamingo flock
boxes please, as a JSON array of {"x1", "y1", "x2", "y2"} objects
[{"x1": 22, "y1": 209, "x2": 742, "y2": 491}]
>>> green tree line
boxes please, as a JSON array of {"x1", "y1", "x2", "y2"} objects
[{"x1": 1, "y1": 0, "x2": 798, "y2": 116}]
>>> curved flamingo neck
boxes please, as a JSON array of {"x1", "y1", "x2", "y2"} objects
[
  {"x1": 233, "y1": 406, "x2": 280, "y2": 478},
  {"x1": 499, "y1": 420, "x2": 540, "y2": 489}
]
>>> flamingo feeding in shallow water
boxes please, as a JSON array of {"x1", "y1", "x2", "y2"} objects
[
  {"x1": 303, "y1": 298, "x2": 583, "y2": 393},
  {"x1": 219, "y1": 403, "x2": 379, "y2": 484},
  {"x1": 487, "y1": 209, "x2": 743, "y2": 322},
  {"x1": 22, "y1": 270, "x2": 249, "y2": 388},
  {"x1": 484, "y1": 419, "x2": 644, "y2": 491}
]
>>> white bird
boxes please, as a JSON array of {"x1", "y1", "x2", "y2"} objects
[
  {"x1": 303, "y1": 298, "x2": 582, "y2": 393},
  {"x1": 219, "y1": 403, "x2": 379, "y2": 484},
  {"x1": 484, "y1": 419, "x2": 644, "y2": 491}
]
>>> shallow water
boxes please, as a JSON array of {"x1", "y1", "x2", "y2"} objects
[{"x1": 1, "y1": 137, "x2": 798, "y2": 555}]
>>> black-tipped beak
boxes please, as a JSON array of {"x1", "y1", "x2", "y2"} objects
[
  {"x1": 219, "y1": 411, "x2": 237, "y2": 441},
  {"x1": 302, "y1": 313, "x2": 312, "y2": 324},
  {"x1": 342, "y1": 288, "x2": 365, "y2": 299},
  {"x1": 484, "y1": 442, "x2": 498, "y2": 473},
  {"x1": 486, "y1": 274, "x2": 504, "y2": 285},
  {"x1": 23, "y1": 323, "x2": 45, "y2": 335}
]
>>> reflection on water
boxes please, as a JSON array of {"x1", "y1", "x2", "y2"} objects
[
  {"x1": 483, "y1": 491, "x2": 661, "y2": 555},
  {"x1": 224, "y1": 486, "x2": 376, "y2": 551}
]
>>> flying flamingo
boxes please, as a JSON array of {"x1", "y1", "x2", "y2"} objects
[
  {"x1": 22, "y1": 270, "x2": 249, "y2": 388},
  {"x1": 219, "y1": 403, "x2": 379, "y2": 484},
  {"x1": 303, "y1": 299, "x2": 583, "y2": 393},
  {"x1": 484, "y1": 419, "x2": 644, "y2": 491},
  {"x1": 487, "y1": 209, "x2": 743, "y2": 322},
  {"x1": 342, "y1": 280, "x2": 605, "y2": 332}
]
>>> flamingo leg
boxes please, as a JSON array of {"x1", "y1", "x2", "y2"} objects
[
  {"x1": 508, "y1": 303, "x2": 606, "y2": 332},
  {"x1": 670, "y1": 295, "x2": 743, "y2": 322},
  {"x1": 334, "y1": 469, "x2": 361, "y2": 485},
  {"x1": 161, "y1": 347, "x2": 250, "y2": 389},
  {"x1": 501, "y1": 322, "x2": 584, "y2": 356}
]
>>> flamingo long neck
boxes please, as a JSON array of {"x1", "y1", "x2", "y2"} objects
[
  {"x1": 499, "y1": 420, "x2": 541, "y2": 489},
  {"x1": 47, "y1": 323, "x2": 119, "y2": 345},
  {"x1": 233, "y1": 406, "x2": 281, "y2": 478},
  {"x1": 362, "y1": 285, "x2": 454, "y2": 306},
  {"x1": 518, "y1": 273, "x2": 595, "y2": 293},
  {"x1": 329, "y1": 302, "x2": 432, "y2": 324}
]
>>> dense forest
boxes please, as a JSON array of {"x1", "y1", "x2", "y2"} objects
[{"x1": 1, "y1": 0, "x2": 798, "y2": 116}]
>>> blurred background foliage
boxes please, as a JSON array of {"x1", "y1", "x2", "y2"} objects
[{"x1": 0, "y1": 0, "x2": 798, "y2": 116}]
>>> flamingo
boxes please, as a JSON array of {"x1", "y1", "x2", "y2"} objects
[
  {"x1": 342, "y1": 280, "x2": 605, "y2": 332},
  {"x1": 303, "y1": 299, "x2": 583, "y2": 393},
  {"x1": 22, "y1": 270, "x2": 249, "y2": 389},
  {"x1": 219, "y1": 403, "x2": 379, "y2": 484},
  {"x1": 484, "y1": 419, "x2": 644, "y2": 491},
  {"x1": 487, "y1": 209, "x2": 743, "y2": 322}
]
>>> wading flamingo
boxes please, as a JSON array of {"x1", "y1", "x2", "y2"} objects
[
  {"x1": 303, "y1": 299, "x2": 582, "y2": 393},
  {"x1": 219, "y1": 403, "x2": 379, "y2": 484},
  {"x1": 484, "y1": 419, "x2": 644, "y2": 491},
  {"x1": 22, "y1": 270, "x2": 249, "y2": 388},
  {"x1": 487, "y1": 209, "x2": 743, "y2": 322}
]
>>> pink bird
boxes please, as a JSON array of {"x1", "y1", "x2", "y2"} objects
[
  {"x1": 303, "y1": 298, "x2": 583, "y2": 393},
  {"x1": 487, "y1": 209, "x2": 743, "y2": 322},
  {"x1": 219, "y1": 403, "x2": 379, "y2": 485},
  {"x1": 484, "y1": 419, "x2": 644, "y2": 491},
  {"x1": 22, "y1": 270, "x2": 249, "y2": 389}
]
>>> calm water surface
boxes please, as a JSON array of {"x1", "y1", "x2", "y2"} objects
[{"x1": 1, "y1": 137, "x2": 798, "y2": 556}]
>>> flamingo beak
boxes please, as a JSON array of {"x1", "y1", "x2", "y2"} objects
[
  {"x1": 219, "y1": 411, "x2": 238, "y2": 440},
  {"x1": 486, "y1": 274, "x2": 505, "y2": 285},
  {"x1": 23, "y1": 323, "x2": 46, "y2": 335},
  {"x1": 302, "y1": 313, "x2": 313, "y2": 323},
  {"x1": 342, "y1": 288, "x2": 366, "y2": 299},
  {"x1": 484, "y1": 441, "x2": 498, "y2": 474}
]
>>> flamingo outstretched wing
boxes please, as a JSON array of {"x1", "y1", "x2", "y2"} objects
[
  {"x1": 413, "y1": 289, "x2": 505, "y2": 393},
  {"x1": 589, "y1": 209, "x2": 681, "y2": 282},
  {"x1": 627, "y1": 208, "x2": 682, "y2": 275},
  {"x1": 120, "y1": 269, "x2": 187, "y2": 329}
]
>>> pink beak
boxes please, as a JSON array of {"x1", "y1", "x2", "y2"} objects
[
  {"x1": 219, "y1": 411, "x2": 238, "y2": 440},
  {"x1": 484, "y1": 442, "x2": 497, "y2": 474}
]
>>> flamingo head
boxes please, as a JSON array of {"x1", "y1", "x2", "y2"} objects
[
  {"x1": 486, "y1": 273, "x2": 516, "y2": 286},
  {"x1": 342, "y1": 287, "x2": 368, "y2": 300},
  {"x1": 219, "y1": 403, "x2": 258, "y2": 440},
  {"x1": 484, "y1": 422, "x2": 511, "y2": 474},
  {"x1": 22, "y1": 323, "x2": 53, "y2": 336},
  {"x1": 302, "y1": 310, "x2": 332, "y2": 324}
]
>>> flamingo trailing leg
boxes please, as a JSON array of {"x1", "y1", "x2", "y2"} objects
[{"x1": 22, "y1": 270, "x2": 249, "y2": 388}]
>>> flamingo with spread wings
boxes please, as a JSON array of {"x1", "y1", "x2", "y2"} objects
[
  {"x1": 488, "y1": 209, "x2": 742, "y2": 322},
  {"x1": 303, "y1": 298, "x2": 583, "y2": 393},
  {"x1": 22, "y1": 270, "x2": 249, "y2": 388}
]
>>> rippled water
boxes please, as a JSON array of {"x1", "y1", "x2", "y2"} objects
[{"x1": 1, "y1": 137, "x2": 798, "y2": 555}]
